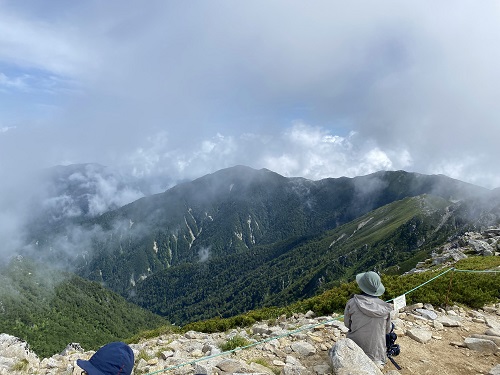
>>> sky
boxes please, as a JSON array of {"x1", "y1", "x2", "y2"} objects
[{"x1": 1, "y1": 0, "x2": 500, "y2": 191}]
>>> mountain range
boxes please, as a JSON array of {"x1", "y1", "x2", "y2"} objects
[{"x1": 18, "y1": 165, "x2": 500, "y2": 325}]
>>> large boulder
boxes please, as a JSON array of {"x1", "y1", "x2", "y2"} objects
[
  {"x1": 0, "y1": 334, "x2": 39, "y2": 374},
  {"x1": 328, "y1": 338, "x2": 383, "y2": 375},
  {"x1": 464, "y1": 338, "x2": 498, "y2": 354},
  {"x1": 468, "y1": 239, "x2": 494, "y2": 256}
]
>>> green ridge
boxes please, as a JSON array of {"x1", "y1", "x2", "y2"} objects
[{"x1": 0, "y1": 258, "x2": 169, "y2": 358}]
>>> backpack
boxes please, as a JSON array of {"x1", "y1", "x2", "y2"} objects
[{"x1": 386, "y1": 323, "x2": 401, "y2": 370}]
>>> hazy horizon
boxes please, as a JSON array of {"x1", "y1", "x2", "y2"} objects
[{"x1": 2, "y1": 1, "x2": 500, "y2": 257}]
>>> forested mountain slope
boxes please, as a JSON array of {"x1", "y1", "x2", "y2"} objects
[
  {"x1": 0, "y1": 257, "x2": 168, "y2": 358},
  {"x1": 23, "y1": 166, "x2": 499, "y2": 325},
  {"x1": 41, "y1": 166, "x2": 486, "y2": 295},
  {"x1": 131, "y1": 194, "x2": 471, "y2": 324}
]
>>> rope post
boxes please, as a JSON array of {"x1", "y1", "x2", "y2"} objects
[{"x1": 444, "y1": 268, "x2": 455, "y2": 308}]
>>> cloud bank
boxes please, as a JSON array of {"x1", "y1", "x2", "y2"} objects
[{"x1": 0, "y1": 1, "x2": 499, "y2": 194}]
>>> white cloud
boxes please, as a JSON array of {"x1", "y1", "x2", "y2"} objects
[
  {"x1": 0, "y1": 72, "x2": 28, "y2": 90},
  {"x1": 1, "y1": 0, "x2": 500, "y2": 266},
  {"x1": 0, "y1": 0, "x2": 500, "y2": 194},
  {"x1": 0, "y1": 8, "x2": 93, "y2": 77},
  {"x1": 0, "y1": 125, "x2": 16, "y2": 133},
  {"x1": 119, "y1": 122, "x2": 415, "y2": 184}
]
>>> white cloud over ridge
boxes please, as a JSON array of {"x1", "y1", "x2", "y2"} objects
[{"x1": 123, "y1": 122, "x2": 413, "y2": 186}]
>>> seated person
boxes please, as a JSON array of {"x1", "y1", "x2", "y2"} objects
[{"x1": 344, "y1": 271, "x2": 393, "y2": 367}]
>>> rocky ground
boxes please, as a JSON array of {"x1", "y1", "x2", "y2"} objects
[{"x1": 0, "y1": 301, "x2": 499, "y2": 375}]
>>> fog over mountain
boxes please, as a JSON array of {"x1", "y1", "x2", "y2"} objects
[
  {"x1": 1, "y1": 1, "x2": 500, "y2": 186},
  {"x1": 1, "y1": 1, "x2": 500, "y2": 263}
]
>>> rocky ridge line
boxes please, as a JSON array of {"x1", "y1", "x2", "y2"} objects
[{"x1": 410, "y1": 227, "x2": 500, "y2": 273}]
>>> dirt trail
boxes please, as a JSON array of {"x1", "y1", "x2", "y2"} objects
[
  {"x1": 290, "y1": 304, "x2": 500, "y2": 374},
  {"x1": 387, "y1": 323, "x2": 498, "y2": 374}
]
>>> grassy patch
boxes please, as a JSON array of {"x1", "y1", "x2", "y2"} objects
[
  {"x1": 249, "y1": 358, "x2": 281, "y2": 375},
  {"x1": 219, "y1": 335, "x2": 252, "y2": 352},
  {"x1": 11, "y1": 359, "x2": 29, "y2": 372}
]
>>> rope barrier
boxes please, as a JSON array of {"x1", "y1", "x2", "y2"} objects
[
  {"x1": 144, "y1": 266, "x2": 499, "y2": 374},
  {"x1": 452, "y1": 269, "x2": 500, "y2": 273},
  {"x1": 384, "y1": 267, "x2": 454, "y2": 303},
  {"x1": 145, "y1": 314, "x2": 345, "y2": 375}
]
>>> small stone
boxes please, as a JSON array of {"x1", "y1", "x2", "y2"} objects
[
  {"x1": 438, "y1": 316, "x2": 461, "y2": 327},
  {"x1": 253, "y1": 325, "x2": 273, "y2": 336},
  {"x1": 415, "y1": 309, "x2": 438, "y2": 320},
  {"x1": 216, "y1": 359, "x2": 247, "y2": 373},
  {"x1": 471, "y1": 334, "x2": 500, "y2": 347},
  {"x1": 304, "y1": 310, "x2": 316, "y2": 318},
  {"x1": 405, "y1": 303, "x2": 424, "y2": 311},
  {"x1": 464, "y1": 337, "x2": 498, "y2": 353},
  {"x1": 483, "y1": 306, "x2": 498, "y2": 313},
  {"x1": 489, "y1": 364, "x2": 500, "y2": 375},
  {"x1": 313, "y1": 364, "x2": 331, "y2": 374},
  {"x1": 407, "y1": 328, "x2": 432, "y2": 344},
  {"x1": 433, "y1": 321, "x2": 444, "y2": 330},
  {"x1": 290, "y1": 341, "x2": 316, "y2": 356},
  {"x1": 285, "y1": 355, "x2": 303, "y2": 366},
  {"x1": 161, "y1": 350, "x2": 174, "y2": 360},
  {"x1": 147, "y1": 357, "x2": 159, "y2": 365},
  {"x1": 485, "y1": 328, "x2": 500, "y2": 337},
  {"x1": 191, "y1": 349, "x2": 204, "y2": 358}
]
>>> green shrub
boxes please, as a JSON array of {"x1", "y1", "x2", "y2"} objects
[
  {"x1": 125, "y1": 324, "x2": 178, "y2": 344},
  {"x1": 136, "y1": 349, "x2": 153, "y2": 362},
  {"x1": 180, "y1": 257, "x2": 499, "y2": 336},
  {"x1": 219, "y1": 335, "x2": 252, "y2": 351}
]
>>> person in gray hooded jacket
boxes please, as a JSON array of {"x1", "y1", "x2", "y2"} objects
[{"x1": 344, "y1": 271, "x2": 393, "y2": 366}]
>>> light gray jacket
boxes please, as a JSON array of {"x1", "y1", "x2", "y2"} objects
[{"x1": 344, "y1": 294, "x2": 393, "y2": 363}]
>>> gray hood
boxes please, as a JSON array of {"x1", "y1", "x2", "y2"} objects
[{"x1": 352, "y1": 294, "x2": 392, "y2": 318}]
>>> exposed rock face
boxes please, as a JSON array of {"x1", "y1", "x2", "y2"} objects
[
  {"x1": 469, "y1": 239, "x2": 495, "y2": 257},
  {"x1": 411, "y1": 227, "x2": 500, "y2": 273},
  {"x1": 0, "y1": 302, "x2": 499, "y2": 374}
]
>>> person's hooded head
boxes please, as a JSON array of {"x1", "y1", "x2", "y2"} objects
[
  {"x1": 77, "y1": 342, "x2": 134, "y2": 375},
  {"x1": 355, "y1": 271, "x2": 385, "y2": 296}
]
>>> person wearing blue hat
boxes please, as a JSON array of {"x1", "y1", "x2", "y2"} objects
[
  {"x1": 77, "y1": 342, "x2": 134, "y2": 375},
  {"x1": 343, "y1": 271, "x2": 393, "y2": 368}
]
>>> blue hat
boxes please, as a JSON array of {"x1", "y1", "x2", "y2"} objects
[
  {"x1": 356, "y1": 271, "x2": 385, "y2": 296},
  {"x1": 77, "y1": 342, "x2": 134, "y2": 375}
]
